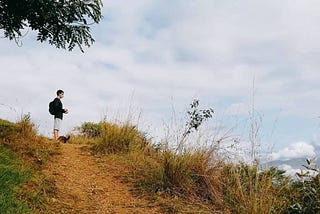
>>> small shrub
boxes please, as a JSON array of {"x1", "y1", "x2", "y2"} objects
[
  {"x1": 184, "y1": 99, "x2": 214, "y2": 136},
  {"x1": 221, "y1": 164, "x2": 291, "y2": 214},
  {"x1": 0, "y1": 119, "x2": 17, "y2": 141},
  {"x1": 16, "y1": 113, "x2": 37, "y2": 139},
  {"x1": 139, "y1": 149, "x2": 222, "y2": 203},
  {"x1": 177, "y1": 99, "x2": 214, "y2": 151},
  {"x1": 288, "y1": 158, "x2": 320, "y2": 214},
  {"x1": 79, "y1": 121, "x2": 149, "y2": 154},
  {"x1": 76, "y1": 122, "x2": 102, "y2": 138}
]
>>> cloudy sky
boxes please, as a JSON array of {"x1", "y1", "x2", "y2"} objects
[{"x1": 1, "y1": 0, "x2": 320, "y2": 162}]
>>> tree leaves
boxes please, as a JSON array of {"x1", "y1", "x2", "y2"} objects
[
  {"x1": 185, "y1": 99, "x2": 214, "y2": 135},
  {"x1": 0, "y1": 0, "x2": 103, "y2": 52}
]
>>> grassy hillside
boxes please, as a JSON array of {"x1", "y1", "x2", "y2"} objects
[
  {"x1": 0, "y1": 116, "x2": 59, "y2": 213},
  {"x1": 1, "y1": 115, "x2": 320, "y2": 213},
  {"x1": 74, "y1": 120, "x2": 320, "y2": 213},
  {"x1": 0, "y1": 145, "x2": 31, "y2": 213}
]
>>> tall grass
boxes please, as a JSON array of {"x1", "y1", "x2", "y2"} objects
[
  {"x1": 220, "y1": 164, "x2": 292, "y2": 213},
  {"x1": 76, "y1": 121, "x2": 148, "y2": 154},
  {"x1": 158, "y1": 150, "x2": 221, "y2": 199},
  {"x1": 71, "y1": 100, "x2": 320, "y2": 213},
  {"x1": 0, "y1": 114, "x2": 60, "y2": 165},
  {"x1": 3, "y1": 103, "x2": 316, "y2": 213},
  {"x1": 0, "y1": 115, "x2": 61, "y2": 213},
  {"x1": 74, "y1": 119, "x2": 224, "y2": 212},
  {"x1": 79, "y1": 119, "x2": 302, "y2": 213}
]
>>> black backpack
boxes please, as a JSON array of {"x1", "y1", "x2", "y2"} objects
[{"x1": 49, "y1": 100, "x2": 55, "y2": 115}]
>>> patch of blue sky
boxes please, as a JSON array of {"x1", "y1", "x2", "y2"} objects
[
  {"x1": 212, "y1": 96, "x2": 244, "y2": 109},
  {"x1": 257, "y1": 111, "x2": 320, "y2": 149},
  {"x1": 98, "y1": 92, "x2": 113, "y2": 101},
  {"x1": 138, "y1": 16, "x2": 170, "y2": 40},
  {"x1": 235, "y1": 41, "x2": 289, "y2": 65},
  {"x1": 89, "y1": 10, "x2": 117, "y2": 45},
  {"x1": 205, "y1": 98, "x2": 319, "y2": 151},
  {"x1": 173, "y1": 48, "x2": 200, "y2": 63},
  {"x1": 264, "y1": 67, "x2": 299, "y2": 79},
  {"x1": 138, "y1": 1, "x2": 180, "y2": 39},
  {"x1": 0, "y1": 29, "x2": 45, "y2": 53},
  {"x1": 97, "y1": 62, "x2": 119, "y2": 72},
  {"x1": 132, "y1": 50, "x2": 166, "y2": 64},
  {"x1": 202, "y1": 96, "x2": 249, "y2": 129}
]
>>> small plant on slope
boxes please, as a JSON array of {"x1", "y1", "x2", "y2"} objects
[
  {"x1": 158, "y1": 99, "x2": 218, "y2": 201},
  {"x1": 288, "y1": 158, "x2": 320, "y2": 214},
  {"x1": 177, "y1": 99, "x2": 214, "y2": 151}
]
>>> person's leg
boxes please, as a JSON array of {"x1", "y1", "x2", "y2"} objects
[
  {"x1": 54, "y1": 129, "x2": 59, "y2": 140},
  {"x1": 53, "y1": 118, "x2": 61, "y2": 139}
]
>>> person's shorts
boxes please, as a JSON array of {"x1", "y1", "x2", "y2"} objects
[{"x1": 54, "y1": 118, "x2": 62, "y2": 131}]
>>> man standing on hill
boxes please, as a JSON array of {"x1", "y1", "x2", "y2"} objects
[{"x1": 53, "y1": 90, "x2": 69, "y2": 140}]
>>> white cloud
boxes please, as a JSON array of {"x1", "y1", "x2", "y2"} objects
[
  {"x1": 224, "y1": 102, "x2": 249, "y2": 116},
  {"x1": 1, "y1": 0, "x2": 320, "y2": 148},
  {"x1": 278, "y1": 164, "x2": 300, "y2": 178},
  {"x1": 97, "y1": 0, "x2": 320, "y2": 116},
  {"x1": 278, "y1": 163, "x2": 319, "y2": 179},
  {"x1": 270, "y1": 142, "x2": 316, "y2": 161}
]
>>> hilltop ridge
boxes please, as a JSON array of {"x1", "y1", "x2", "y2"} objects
[{"x1": 1, "y1": 117, "x2": 320, "y2": 213}]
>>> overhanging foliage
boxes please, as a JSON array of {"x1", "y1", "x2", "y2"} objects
[{"x1": 0, "y1": 0, "x2": 103, "y2": 52}]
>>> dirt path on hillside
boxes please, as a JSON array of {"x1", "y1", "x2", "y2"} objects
[{"x1": 42, "y1": 143, "x2": 160, "y2": 214}]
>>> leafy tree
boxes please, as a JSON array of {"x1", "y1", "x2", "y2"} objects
[{"x1": 0, "y1": 0, "x2": 103, "y2": 52}]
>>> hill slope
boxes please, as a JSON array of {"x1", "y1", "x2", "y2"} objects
[
  {"x1": 3, "y1": 118, "x2": 319, "y2": 213},
  {"x1": 43, "y1": 143, "x2": 160, "y2": 213}
]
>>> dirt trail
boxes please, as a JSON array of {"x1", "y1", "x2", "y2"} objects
[{"x1": 43, "y1": 143, "x2": 160, "y2": 214}]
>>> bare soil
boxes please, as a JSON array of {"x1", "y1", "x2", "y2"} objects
[{"x1": 42, "y1": 143, "x2": 161, "y2": 214}]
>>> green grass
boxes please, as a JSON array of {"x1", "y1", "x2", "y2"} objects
[
  {"x1": 0, "y1": 116, "x2": 60, "y2": 213},
  {"x1": 0, "y1": 145, "x2": 32, "y2": 213}
]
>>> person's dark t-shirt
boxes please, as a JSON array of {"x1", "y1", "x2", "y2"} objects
[{"x1": 53, "y1": 98, "x2": 65, "y2": 119}]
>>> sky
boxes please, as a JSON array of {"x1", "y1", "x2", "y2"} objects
[{"x1": 1, "y1": 0, "x2": 320, "y2": 165}]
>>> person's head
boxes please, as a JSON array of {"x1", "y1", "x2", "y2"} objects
[{"x1": 56, "y1": 89, "x2": 64, "y2": 99}]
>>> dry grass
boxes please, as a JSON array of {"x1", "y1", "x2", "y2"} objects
[
  {"x1": 220, "y1": 164, "x2": 292, "y2": 213},
  {"x1": 0, "y1": 115, "x2": 60, "y2": 165},
  {"x1": 73, "y1": 120, "x2": 227, "y2": 211},
  {"x1": 3, "y1": 115, "x2": 317, "y2": 213},
  {"x1": 75, "y1": 121, "x2": 149, "y2": 154},
  {"x1": 72, "y1": 119, "x2": 298, "y2": 213},
  {"x1": 0, "y1": 115, "x2": 61, "y2": 213}
]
